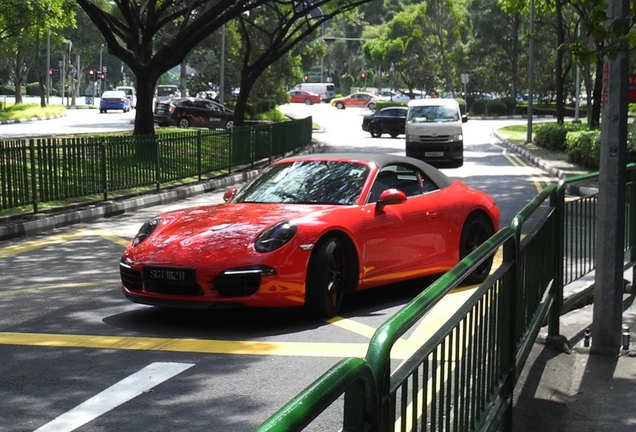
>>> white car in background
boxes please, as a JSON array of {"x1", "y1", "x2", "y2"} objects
[{"x1": 368, "y1": 89, "x2": 411, "y2": 109}]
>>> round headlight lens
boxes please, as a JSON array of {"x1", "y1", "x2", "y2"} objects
[
  {"x1": 132, "y1": 216, "x2": 162, "y2": 247},
  {"x1": 255, "y1": 221, "x2": 297, "y2": 252}
]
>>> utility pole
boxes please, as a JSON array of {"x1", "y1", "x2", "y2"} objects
[
  {"x1": 592, "y1": 0, "x2": 629, "y2": 354},
  {"x1": 526, "y1": 0, "x2": 535, "y2": 143}
]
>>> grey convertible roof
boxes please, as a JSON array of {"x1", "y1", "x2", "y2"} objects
[{"x1": 281, "y1": 152, "x2": 455, "y2": 189}]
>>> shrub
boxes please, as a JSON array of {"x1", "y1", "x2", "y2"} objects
[
  {"x1": 0, "y1": 85, "x2": 16, "y2": 95},
  {"x1": 455, "y1": 98, "x2": 467, "y2": 114},
  {"x1": 565, "y1": 130, "x2": 600, "y2": 169},
  {"x1": 534, "y1": 123, "x2": 567, "y2": 151},
  {"x1": 470, "y1": 99, "x2": 486, "y2": 116},
  {"x1": 500, "y1": 97, "x2": 517, "y2": 115},
  {"x1": 485, "y1": 100, "x2": 507, "y2": 116},
  {"x1": 25, "y1": 82, "x2": 41, "y2": 96}
]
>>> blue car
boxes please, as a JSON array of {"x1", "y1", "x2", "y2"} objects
[{"x1": 99, "y1": 90, "x2": 131, "y2": 113}]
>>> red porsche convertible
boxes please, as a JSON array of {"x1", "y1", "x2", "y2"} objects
[{"x1": 120, "y1": 154, "x2": 500, "y2": 317}]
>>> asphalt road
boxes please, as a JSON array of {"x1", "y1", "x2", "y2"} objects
[{"x1": 0, "y1": 104, "x2": 558, "y2": 431}]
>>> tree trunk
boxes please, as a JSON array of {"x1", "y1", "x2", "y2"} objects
[
  {"x1": 590, "y1": 57, "x2": 603, "y2": 128},
  {"x1": 554, "y1": 0, "x2": 565, "y2": 124},
  {"x1": 133, "y1": 72, "x2": 160, "y2": 135},
  {"x1": 13, "y1": 49, "x2": 23, "y2": 105}
]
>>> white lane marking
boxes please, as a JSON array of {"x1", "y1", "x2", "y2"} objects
[{"x1": 34, "y1": 362, "x2": 194, "y2": 432}]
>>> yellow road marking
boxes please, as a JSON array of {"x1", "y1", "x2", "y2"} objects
[
  {"x1": 503, "y1": 151, "x2": 551, "y2": 193},
  {"x1": 0, "y1": 281, "x2": 120, "y2": 297},
  {"x1": 0, "y1": 227, "x2": 506, "y2": 360},
  {"x1": 0, "y1": 332, "x2": 373, "y2": 359},
  {"x1": 0, "y1": 228, "x2": 129, "y2": 258}
]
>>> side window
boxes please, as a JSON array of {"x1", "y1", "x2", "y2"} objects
[{"x1": 368, "y1": 167, "x2": 399, "y2": 203}]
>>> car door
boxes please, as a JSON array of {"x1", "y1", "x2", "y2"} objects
[
  {"x1": 360, "y1": 164, "x2": 453, "y2": 287},
  {"x1": 382, "y1": 109, "x2": 406, "y2": 135}
]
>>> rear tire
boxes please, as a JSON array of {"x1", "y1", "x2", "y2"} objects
[
  {"x1": 460, "y1": 213, "x2": 495, "y2": 284},
  {"x1": 304, "y1": 99, "x2": 313, "y2": 105},
  {"x1": 336, "y1": 102, "x2": 345, "y2": 109},
  {"x1": 306, "y1": 237, "x2": 351, "y2": 318},
  {"x1": 369, "y1": 123, "x2": 382, "y2": 138},
  {"x1": 178, "y1": 117, "x2": 190, "y2": 128}
]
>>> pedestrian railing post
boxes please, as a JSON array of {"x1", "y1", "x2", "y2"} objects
[
  {"x1": 548, "y1": 183, "x2": 565, "y2": 338},
  {"x1": 29, "y1": 139, "x2": 38, "y2": 214}
]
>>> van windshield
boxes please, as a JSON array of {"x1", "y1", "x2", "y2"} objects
[
  {"x1": 408, "y1": 105, "x2": 459, "y2": 123},
  {"x1": 157, "y1": 87, "x2": 178, "y2": 97}
]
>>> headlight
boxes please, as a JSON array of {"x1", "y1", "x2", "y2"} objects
[
  {"x1": 255, "y1": 221, "x2": 297, "y2": 252},
  {"x1": 451, "y1": 133, "x2": 464, "y2": 142},
  {"x1": 132, "y1": 216, "x2": 162, "y2": 247}
]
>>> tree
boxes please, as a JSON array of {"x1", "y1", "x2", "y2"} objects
[
  {"x1": 362, "y1": 3, "x2": 441, "y2": 95},
  {"x1": 0, "y1": 0, "x2": 75, "y2": 106},
  {"x1": 76, "y1": 0, "x2": 278, "y2": 135},
  {"x1": 232, "y1": 0, "x2": 372, "y2": 124},
  {"x1": 76, "y1": 0, "x2": 371, "y2": 135}
]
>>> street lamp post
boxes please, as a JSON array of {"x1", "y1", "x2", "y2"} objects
[
  {"x1": 99, "y1": 44, "x2": 104, "y2": 96},
  {"x1": 64, "y1": 39, "x2": 72, "y2": 106}
]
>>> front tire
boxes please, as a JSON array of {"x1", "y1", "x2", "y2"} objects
[
  {"x1": 304, "y1": 99, "x2": 313, "y2": 105},
  {"x1": 306, "y1": 237, "x2": 350, "y2": 318},
  {"x1": 178, "y1": 117, "x2": 190, "y2": 128},
  {"x1": 460, "y1": 213, "x2": 495, "y2": 284},
  {"x1": 336, "y1": 102, "x2": 345, "y2": 109},
  {"x1": 369, "y1": 123, "x2": 382, "y2": 138}
]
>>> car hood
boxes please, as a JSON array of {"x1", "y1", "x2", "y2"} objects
[{"x1": 128, "y1": 203, "x2": 334, "y2": 261}]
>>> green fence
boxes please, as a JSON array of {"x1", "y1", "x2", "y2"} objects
[
  {"x1": 0, "y1": 118, "x2": 312, "y2": 213},
  {"x1": 256, "y1": 163, "x2": 636, "y2": 432}
]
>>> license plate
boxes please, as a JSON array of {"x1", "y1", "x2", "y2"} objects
[
  {"x1": 144, "y1": 266, "x2": 195, "y2": 284},
  {"x1": 425, "y1": 151, "x2": 444, "y2": 157}
]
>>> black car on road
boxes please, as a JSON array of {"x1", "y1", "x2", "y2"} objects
[
  {"x1": 361, "y1": 106, "x2": 408, "y2": 138},
  {"x1": 154, "y1": 97, "x2": 234, "y2": 129}
]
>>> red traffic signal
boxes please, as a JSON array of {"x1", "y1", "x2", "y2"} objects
[
  {"x1": 360, "y1": 72, "x2": 366, "y2": 79},
  {"x1": 48, "y1": 69, "x2": 53, "y2": 76},
  {"x1": 303, "y1": 75, "x2": 309, "y2": 82}
]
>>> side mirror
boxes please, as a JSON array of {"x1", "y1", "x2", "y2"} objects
[
  {"x1": 462, "y1": 114, "x2": 468, "y2": 123},
  {"x1": 223, "y1": 188, "x2": 238, "y2": 202},
  {"x1": 376, "y1": 188, "x2": 407, "y2": 211}
]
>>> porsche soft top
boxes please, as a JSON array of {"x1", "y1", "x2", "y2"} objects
[{"x1": 278, "y1": 153, "x2": 455, "y2": 189}]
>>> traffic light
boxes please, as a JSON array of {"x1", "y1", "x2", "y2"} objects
[
  {"x1": 88, "y1": 68, "x2": 95, "y2": 81},
  {"x1": 48, "y1": 69, "x2": 53, "y2": 76},
  {"x1": 360, "y1": 71, "x2": 366, "y2": 80}
]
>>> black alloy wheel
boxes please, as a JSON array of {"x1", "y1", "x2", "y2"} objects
[
  {"x1": 460, "y1": 213, "x2": 495, "y2": 284},
  {"x1": 306, "y1": 237, "x2": 350, "y2": 317}
]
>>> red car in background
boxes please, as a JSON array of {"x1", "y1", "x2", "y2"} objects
[
  {"x1": 330, "y1": 91, "x2": 375, "y2": 109},
  {"x1": 288, "y1": 89, "x2": 321, "y2": 105},
  {"x1": 120, "y1": 154, "x2": 500, "y2": 318}
]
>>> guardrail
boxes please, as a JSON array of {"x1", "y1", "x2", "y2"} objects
[
  {"x1": 0, "y1": 118, "x2": 312, "y2": 214},
  {"x1": 256, "y1": 163, "x2": 636, "y2": 432}
]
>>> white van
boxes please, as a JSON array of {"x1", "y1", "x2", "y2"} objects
[
  {"x1": 115, "y1": 86, "x2": 137, "y2": 109},
  {"x1": 405, "y1": 98, "x2": 467, "y2": 168},
  {"x1": 294, "y1": 82, "x2": 336, "y2": 102}
]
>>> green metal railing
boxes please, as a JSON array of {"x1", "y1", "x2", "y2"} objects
[
  {"x1": 0, "y1": 118, "x2": 312, "y2": 214},
  {"x1": 256, "y1": 163, "x2": 636, "y2": 432}
]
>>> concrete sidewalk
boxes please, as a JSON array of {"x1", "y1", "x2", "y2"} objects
[
  {"x1": 498, "y1": 138, "x2": 636, "y2": 431},
  {"x1": 512, "y1": 274, "x2": 636, "y2": 432}
]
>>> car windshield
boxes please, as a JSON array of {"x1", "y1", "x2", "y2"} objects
[
  {"x1": 233, "y1": 160, "x2": 370, "y2": 205},
  {"x1": 408, "y1": 105, "x2": 459, "y2": 123}
]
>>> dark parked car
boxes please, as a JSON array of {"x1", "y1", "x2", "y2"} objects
[
  {"x1": 362, "y1": 106, "x2": 408, "y2": 138},
  {"x1": 154, "y1": 97, "x2": 234, "y2": 129}
]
